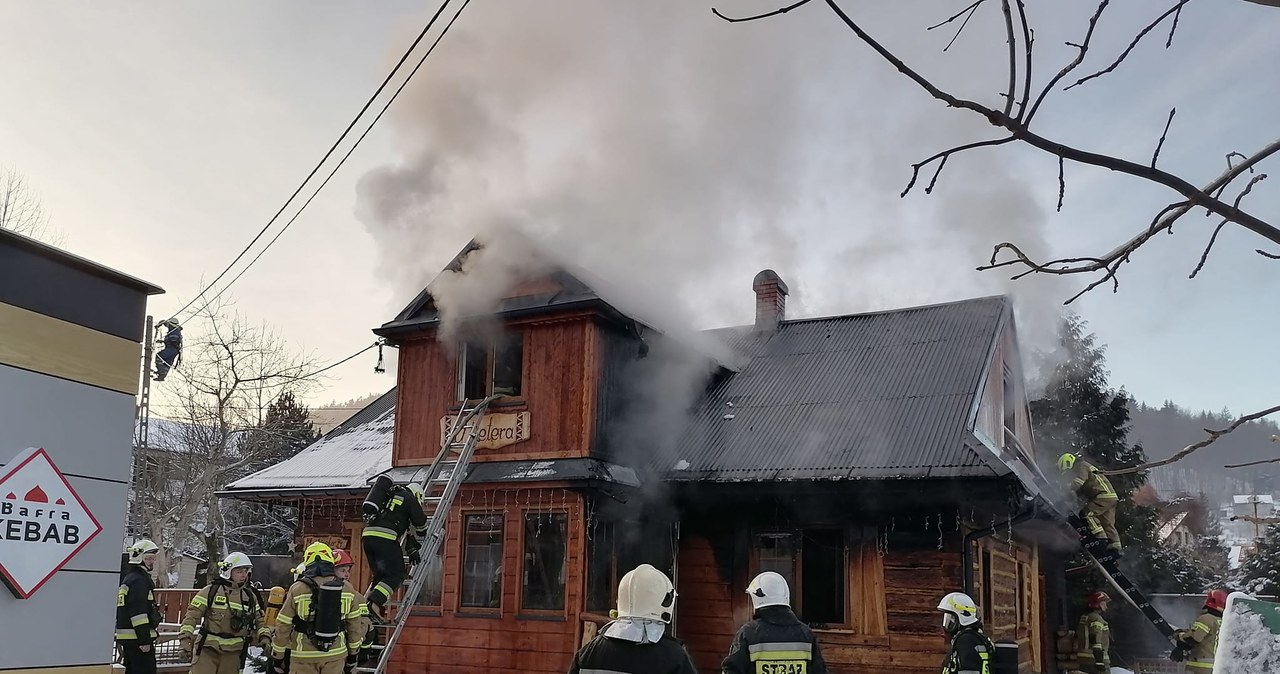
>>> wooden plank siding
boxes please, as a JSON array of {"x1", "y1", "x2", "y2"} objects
[
  {"x1": 972, "y1": 536, "x2": 1041, "y2": 673},
  {"x1": 393, "y1": 315, "x2": 601, "y2": 466}
]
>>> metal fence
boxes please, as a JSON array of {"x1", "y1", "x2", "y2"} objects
[{"x1": 1132, "y1": 659, "x2": 1183, "y2": 674}]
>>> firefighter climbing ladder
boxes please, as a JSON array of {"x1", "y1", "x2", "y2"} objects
[
  {"x1": 355, "y1": 396, "x2": 498, "y2": 674},
  {"x1": 1067, "y1": 513, "x2": 1179, "y2": 645}
]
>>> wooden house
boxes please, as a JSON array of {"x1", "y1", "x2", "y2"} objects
[{"x1": 222, "y1": 239, "x2": 1066, "y2": 674}]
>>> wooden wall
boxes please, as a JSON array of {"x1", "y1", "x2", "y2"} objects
[
  {"x1": 393, "y1": 315, "x2": 601, "y2": 466},
  {"x1": 973, "y1": 536, "x2": 1042, "y2": 673}
]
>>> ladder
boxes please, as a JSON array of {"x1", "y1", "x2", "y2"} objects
[
  {"x1": 355, "y1": 396, "x2": 497, "y2": 674},
  {"x1": 1067, "y1": 513, "x2": 1180, "y2": 645}
]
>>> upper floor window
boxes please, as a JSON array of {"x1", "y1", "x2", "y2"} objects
[
  {"x1": 1002, "y1": 364, "x2": 1017, "y2": 435},
  {"x1": 457, "y1": 332, "x2": 524, "y2": 400}
]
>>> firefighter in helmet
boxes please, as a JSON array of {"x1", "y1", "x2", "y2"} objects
[
  {"x1": 360, "y1": 478, "x2": 428, "y2": 620},
  {"x1": 1057, "y1": 453, "x2": 1122, "y2": 554},
  {"x1": 568, "y1": 564, "x2": 697, "y2": 674},
  {"x1": 117, "y1": 539, "x2": 163, "y2": 674},
  {"x1": 270, "y1": 542, "x2": 370, "y2": 674},
  {"x1": 332, "y1": 549, "x2": 354, "y2": 583},
  {"x1": 1174, "y1": 589, "x2": 1226, "y2": 672},
  {"x1": 180, "y1": 552, "x2": 270, "y2": 674},
  {"x1": 154, "y1": 318, "x2": 183, "y2": 381},
  {"x1": 722, "y1": 571, "x2": 829, "y2": 674},
  {"x1": 1075, "y1": 591, "x2": 1112, "y2": 674},
  {"x1": 938, "y1": 591, "x2": 994, "y2": 674}
]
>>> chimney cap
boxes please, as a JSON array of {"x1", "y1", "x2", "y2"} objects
[{"x1": 752, "y1": 269, "x2": 789, "y2": 296}]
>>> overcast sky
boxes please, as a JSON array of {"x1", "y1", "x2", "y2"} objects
[{"x1": 2, "y1": 0, "x2": 1277, "y2": 425}]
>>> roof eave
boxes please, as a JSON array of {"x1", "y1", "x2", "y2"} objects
[{"x1": 1, "y1": 228, "x2": 164, "y2": 295}]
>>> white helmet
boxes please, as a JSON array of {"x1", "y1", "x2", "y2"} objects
[
  {"x1": 937, "y1": 592, "x2": 980, "y2": 632},
  {"x1": 406, "y1": 483, "x2": 425, "y2": 504},
  {"x1": 617, "y1": 564, "x2": 676, "y2": 623},
  {"x1": 746, "y1": 571, "x2": 791, "y2": 610},
  {"x1": 127, "y1": 539, "x2": 160, "y2": 565},
  {"x1": 219, "y1": 552, "x2": 252, "y2": 580}
]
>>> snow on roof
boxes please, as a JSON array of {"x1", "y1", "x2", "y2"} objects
[
  {"x1": 1234, "y1": 495, "x2": 1275, "y2": 505},
  {"x1": 220, "y1": 390, "x2": 395, "y2": 497},
  {"x1": 1158, "y1": 512, "x2": 1190, "y2": 542}
]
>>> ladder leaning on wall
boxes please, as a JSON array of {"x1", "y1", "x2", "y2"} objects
[{"x1": 354, "y1": 395, "x2": 498, "y2": 674}]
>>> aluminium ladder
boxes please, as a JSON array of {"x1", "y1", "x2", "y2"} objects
[{"x1": 355, "y1": 396, "x2": 498, "y2": 674}]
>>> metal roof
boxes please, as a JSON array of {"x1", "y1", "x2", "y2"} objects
[
  {"x1": 668, "y1": 295, "x2": 1012, "y2": 482},
  {"x1": 380, "y1": 458, "x2": 640, "y2": 487}
]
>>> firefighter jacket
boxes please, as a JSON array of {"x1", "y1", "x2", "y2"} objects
[
  {"x1": 1075, "y1": 610, "x2": 1111, "y2": 670},
  {"x1": 361, "y1": 485, "x2": 427, "y2": 543},
  {"x1": 722, "y1": 606, "x2": 829, "y2": 674},
  {"x1": 1176, "y1": 610, "x2": 1221, "y2": 670},
  {"x1": 567, "y1": 630, "x2": 698, "y2": 674},
  {"x1": 116, "y1": 565, "x2": 161, "y2": 645},
  {"x1": 1069, "y1": 461, "x2": 1117, "y2": 502},
  {"x1": 943, "y1": 626, "x2": 994, "y2": 674},
  {"x1": 270, "y1": 574, "x2": 369, "y2": 662},
  {"x1": 180, "y1": 579, "x2": 270, "y2": 652}
]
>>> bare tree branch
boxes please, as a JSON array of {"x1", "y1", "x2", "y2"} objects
[
  {"x1": 1166, "y1": 0, "x2": 1186, "y2": 48},
  {"x1": 1000, "y1": 0, "x2": 1018, "y2": 117},
  {"x1": 1066, "y1": 0, "x2": 1193, "y2": 91},
  {"x1": 927, "y1": 0, "x2": 986, "y2": 31},
  {"x1": 712, "y1": 0, "x2": 812, "y2": 23},
  {"x1": 1057, "y1": 156, "x2": 1065, "y2": 212},
  {"x1": 1026, "y1": 0, "x2": 1110, "y2": 123},
  {"x1": 1191, "y1": 173, "x2": 1267, "y2": 278},
  {"x1": 1258, "y1": 249, "x2": 1280, "y2": 259},
  {"x1": 902, "y1": 137, "x2": 1017, "y2": 197},
  {"x1": 1014, "y1": 0, "x2": 1033, "y2": 120},
  {"x1": 1152, "y1": 107, "x2": 1176, "y2": 168},
  {"x1": 1229, "y1": 514, "x2": 1280, "y2": 524},
  {"x1": 1101, "y1": 404, "x2": 1280, "y2": 476}
]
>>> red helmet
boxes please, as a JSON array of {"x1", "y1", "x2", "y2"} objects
[
  {"x1": 333, "y1": 549, "x2": 355, "y2": 567},
  {"x1": 1205, "y1": 589, "x2": 1229, "y2": 612},
  {"x1": 1088, "y1": 591, "x2": 1111, "y2": 609}
]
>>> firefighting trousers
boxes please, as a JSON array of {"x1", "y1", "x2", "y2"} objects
[
  {"x1": 362, "y1": 536, "x2": 405, "y2": 609},
  {"x1": 287, "y1": 655, "x2": 344, "y2": 674},
  {"x1": 120, "y1": 644, "x2": 157, "y2": 674},
  {"x1": 1084, "y1": 498, "x2": 1121, "y2": 549},
  {"x1": 191, "y1": 647, "x2": 244, "y2": 674}
]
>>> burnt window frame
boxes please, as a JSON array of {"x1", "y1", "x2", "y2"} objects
[
  {"x1": 455, "y1": 332, "x2": 525, "y2": 402},
  {"x1": 519, "y1": 510, "x2": 569, "y2": 614},
  {"x1": 459, "y1": 512, "x2": 505, "y2": 612},
  {"x1": 750, "y1": 527, "x2": 849, "y2": 629},
  {"x1": 585, "y1": 521, "x2": 618, "y2": 615}
]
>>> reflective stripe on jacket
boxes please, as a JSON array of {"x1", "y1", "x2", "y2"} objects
[
  {"x1": 722, "y1": 606, "x2": 827, "y2": 674},
  {"x1": 270, "y1": 575, "x2": 369, "y2": 661},
  {"x1": 115, "y1": 566, "x2": 160, "y2": 644},
  {"x1": 180, "y1": 580, "x2": 268, "y2": 651}
]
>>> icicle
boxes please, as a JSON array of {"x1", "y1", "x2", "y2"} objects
[{"x1": 937, "y1": 512, "x2": 944, "y2": 551}]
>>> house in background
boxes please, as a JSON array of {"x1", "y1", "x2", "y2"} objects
[{"x1": 224, "y1": 239, "x2": 1064, "y2": 674}]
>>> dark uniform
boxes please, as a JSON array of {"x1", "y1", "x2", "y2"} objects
[
  {"x1": 567, "y1": 628, "x2": 697, "y2": 674},
  {"x1": 154, "y1": 323, "x2": 182, "y2": 381},
  {"x1": 116, "y1": 564, "x2": 162, "y2": 674},
  {"x1": 943, "y1": 626, "x2": 994, "y2": 674},
  {"x1": 722, "y1": 605, "x2": 828, "y2": 674},
  {"x1": 361, "y1": 485, "x2": 427, "y2": 611}
]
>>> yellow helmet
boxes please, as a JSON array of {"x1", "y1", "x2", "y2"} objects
[
  {"x1": 303, "y1": 541, "x2": 335, "y2": 567},
  {"x1": 1056, "y1": 453, "x2": 1077, "y2": 472}
]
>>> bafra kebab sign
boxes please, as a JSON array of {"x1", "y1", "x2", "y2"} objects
[{"x1": 0, "y1": 447, "x2": 103, "y2": 599}]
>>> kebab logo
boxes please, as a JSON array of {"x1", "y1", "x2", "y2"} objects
[{"x1": 0, "y1": 447, "x2": 103, "y2": 598}]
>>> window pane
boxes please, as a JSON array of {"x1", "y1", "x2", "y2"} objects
[
  {"x1": 459, "y1": 342, "x2": 488, "y2": 400},
  {"x1": 1002, "y1": 366, "x2": 1017, "y2": 432},
  {"x1": 413, "y1": 532, "x2": 444, "y2": 607},
  {"x1": 586, "y1": 521, "x2": 615, "y2": 613},
  {"x1": 522, "y1": 513, "x2": 567, "y2": 610},
  {"x1": 756, "y1": 533, "x2": 796, "y2": 597},
  {"x1": 461, "y1": 514, "x2": 503, "y2": 608},
  {"x1": 801, "y1": 530, "x2": 844, "y2": 625},
  {"x1": 492, "y1": 332, "x2": 523, "y2": 397}
]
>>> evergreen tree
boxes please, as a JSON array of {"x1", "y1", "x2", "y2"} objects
[{"x1": 1238, "y1": 524, "x2": 1280, "y2": 596}]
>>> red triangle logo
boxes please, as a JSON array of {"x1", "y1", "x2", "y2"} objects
[
  {"x1": 24, "y1": 486, "x2": 49, "y2": 503},
  {"x1": 4, "y1": 493, "x2": 14, "y2": 500},
  {"x1": 55, "y1": 498, "x2": 66, "y2": 505}
]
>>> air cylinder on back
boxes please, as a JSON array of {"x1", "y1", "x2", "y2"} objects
[{"x1": 363, "y1": 474, "x2": 393, "y2": 523}]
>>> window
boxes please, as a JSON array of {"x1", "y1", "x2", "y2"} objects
[
  {"x1": 753, "y1": 530, "x2": 845, "y2": 627},
  {"x1": 413, "y1": 532, "x2": 444, "y2": 608},
  {"x1": 522, "y1": 513, "x2": 567, "y2": 611},
  {"x1": 756, "y1": 533, "x2": 797, "y2": 595},
  {"x1": 456, "y1": 332, "x2": 524, "y2": 400},
  {"x1": 461, "y1": 514, "x2": 504, "y2": 609},
  {"x1": 1002, "y1": 364, "x2": 1017, "y2": 434},
  {"x1": 586, "y1": 522, "x2": 616, "y2": 613}
]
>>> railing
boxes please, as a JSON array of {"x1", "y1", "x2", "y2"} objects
[{"x1": 154, "y1": 588, "x2": 201, "y2": 623}]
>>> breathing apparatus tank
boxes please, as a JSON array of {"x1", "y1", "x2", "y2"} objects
[
  {"x1": 265, "y1": 586, "x2": 287, "y2": 626},
  {"x1": 310, "y1": 579, "x2": 345, "y2": 650},
  {"x1": 362, "y1": 475, "x2": 394, "y2": 524}
]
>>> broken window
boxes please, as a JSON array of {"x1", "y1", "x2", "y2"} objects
[
  {"x1": 521, "y1": 512, "x2": 567, "y2": 611},
  {"x1": 586, "y1": 521, "x2": 616, "y2": 614},
  {"x1": 492, "y1": 332, "x2": 523, "y2": 397},
  {"x1": 458, "y1": 341, "x2": 488, "y2": 401},
  {"x1": 461, "y1": 514, "x2": 503, "y2": 609},
  {"x1": 455, "y1": 332, "x2": 524, "y2": 400},
  {"x1": 801, "y1": 530, "x2": 845, "y2": 625},
  {"x1": 756, "y1": 532, "x2": 797, "y2": 596},
  {"x1": 413, "y1": 535, "x2": 444, "y2": 608}
]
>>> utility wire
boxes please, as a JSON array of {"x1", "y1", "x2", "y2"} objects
[{"x1": 170, "y1": 0, "x2": 460, "y2": 321}]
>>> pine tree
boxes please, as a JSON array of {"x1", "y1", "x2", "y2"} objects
[{"x1": 1238, "y1": 524, "x2": 1280, "y2": 596}]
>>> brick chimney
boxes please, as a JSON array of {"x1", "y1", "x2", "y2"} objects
[{"x1": 752, "y1": 269, "x2": 789, "y2": 332}]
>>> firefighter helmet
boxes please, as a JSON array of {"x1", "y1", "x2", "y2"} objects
[
  {"x1": 219, "y1": 552, "x2": 253, "y2": 580},
  {"x1": 406, "y1": 482, "x2": 425, "y2": 504},
  {"x1": 1056, "y1": 453, "x2": 1077, "y2": 472},
  {"x1": 746, "y1": 571, "x2": 791, "y2": 610},
  {"x1": 303, "y1": 541, "x2": 336, "y2": 567},
  {"x1": 127, "y1": 539, "x2": 160, "y2": 565},
  {"x1": 159, "y1": 318, "x2": 180, "y2": 329},
  {"x1": 333, "y1": 549, "x2": 355, "y2": 567},
  {"x1": 1205, "y1": 589, "x2": 1229, "y2": 612},
  {"x1": 937, "y1": 592, "x2": 980, "y2": 633},
  {"x1": 617, "y1": 564, "x2": 676, "y2": 623},
  {"x1": 1088, "y1": 591, "x2": 1111, "y2": 609}
]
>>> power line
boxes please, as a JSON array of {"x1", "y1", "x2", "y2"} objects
[{"x1": 170, "y1": 0, "x2": 462, "y2": 321}]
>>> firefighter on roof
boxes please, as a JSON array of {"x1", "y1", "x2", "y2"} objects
[
  {"x1": 117, "y1": 539, "x2": 163, "y2": 674},
  {"x1": 722, "y1": 571, "x2": 829, "y2": 674},
  {"x1": 360, "y1": 476, "x2": 428, "y2": 619},
  {"x1": 567, "y1": 564, "x2": 698, "y2": 674},
  {"x1": 938, "y1": 591, "x2": 994, "y2": 674},
  {"x1": 153, "y1": 318, "x2": 182, "y2": 382},
  {"x1": 1075, "y1": 591, "x2": 1112, "y2": 674},
  {"x1": 180, "y1": 552, "x2": 270, "y2": 674},
  {"x1": 1057, "y1": 453, "x2": 1123, "y2": 553},
  {"x1": 271, "y1": 542, "x2": 370, "y2": 674},
  {"x1": 1174, "y1": 589, "x2": 1225, "y2": 672}
]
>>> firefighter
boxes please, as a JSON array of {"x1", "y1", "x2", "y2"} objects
[
  {"x1": 1174, "y1": 589, "x2": 1226, "y2": 673},
  {"x1": 1075, "y1": 591, "x2": 1112, "y2": 674},
  {"x1": 270, "y1": 542, "x2": 370, "y2": 674},
  {"x1": 179, "y1": 552, "x2": 271, "y2": 674},
  {"x1": 722, "y1": 571, "x2": 828, "y2": 674},
  {"x1": 567, "y1": 564, "x2": 697, "y2": 674},
  {"x1": 361, "y1": 479, "x2": 428, "y2": 619},
  {"x1": 116, "y1": 539, "x2": 163, "y2": 674},
  {"x1": 332, "y1": 549, "x2": 354, "y2": 582},
  {"x1": 1057, "y1": 453, "x2": 1122, "y2": 553},
  {"x1": 937, "y1": 591, "x2": 994, "y2": 674},
  {"x1": 153, "y1": 318, "x2": 183, "y2": 381}
]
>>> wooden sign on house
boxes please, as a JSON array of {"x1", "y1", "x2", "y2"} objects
[{"x1": 439, "y1": 411, "x2": 531, "y2": 451}]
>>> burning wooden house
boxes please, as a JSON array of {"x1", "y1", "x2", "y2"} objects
[{"x1": 222, "y1": 239, "x2": 1064, "y2": 674}]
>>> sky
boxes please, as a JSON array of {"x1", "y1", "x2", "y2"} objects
[{"x1": 1, "y1": 0, "x2": 1277, "y2": 425}]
